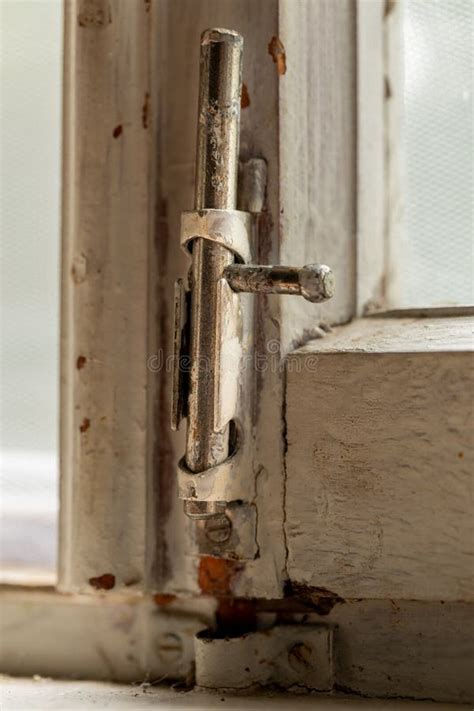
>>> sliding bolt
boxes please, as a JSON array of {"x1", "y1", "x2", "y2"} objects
[
  {"x1": 184, "y1": 28, "x2": 243, "y2": 520},
  {"x1": 224, "y1": 263, "x2": 335, "y2": 303}
]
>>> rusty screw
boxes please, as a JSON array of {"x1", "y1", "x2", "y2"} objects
[
  {"x1": 204, "y1": 513, "x2": 233, "y2": 543},
  {"x1": 288, "y1": 642, "x2": 314, "y2": 672}
]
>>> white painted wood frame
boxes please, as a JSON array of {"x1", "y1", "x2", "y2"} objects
[
  {"x1": 59, "y1": 0, "x2": 360, "y2": 598},
  {"x1": 285, "y1": 316, "x2": 474, "y2": 601},
  {"x1": 59, "y1": 0, "x2": 159, "y2": 592},
  {"x1": 2, "y1": 0, "x2": 474, "y2": 701}
]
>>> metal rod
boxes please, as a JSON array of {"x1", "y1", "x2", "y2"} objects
[
  {"x1": 224, "y1": 264, "x2": 335, "y2": 303},
  {"x1": 185, "y1": 29, "x2": 243, "y2": 518}
]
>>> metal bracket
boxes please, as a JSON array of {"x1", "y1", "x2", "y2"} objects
[
  {"x1": 171, "y1": 28, "x2": 334, "y2": 555},
  {"x1": 194, "y1": 623, "x2": 334, "y2": 691}
]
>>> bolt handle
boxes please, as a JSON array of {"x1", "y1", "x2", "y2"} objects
[{"x1": 224, "y1": 263, "x2": 335, "y2": 303}]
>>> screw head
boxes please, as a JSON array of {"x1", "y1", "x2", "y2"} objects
[
  {"x1": 288, "y1": 642, "x2": 314, "y2": 672},
  {"x1": 156, "y1": 632, "x2": 183, "y2": 663},
  {"x1": 299, "y1": 264, "x2": 335, "y2": 303},
  {"x1": 204, "y1": 513, "x2": 233, "y2": 543}
]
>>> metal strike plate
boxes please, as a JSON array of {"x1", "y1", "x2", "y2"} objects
[{"x1": 194, "y1": 624, "x2": 334, "y2": 691}]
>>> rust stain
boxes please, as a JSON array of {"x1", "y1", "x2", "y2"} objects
[
  {"x1": 79, "y1": 417, "x2": 91, "y2": 433},
  {"x1": 153, "y1": 593, "x2": 176, "y2": 607},
  {"x1": 241, "y1": 83, "x2": 251, "y2": 109},
  {"x1": 268, "y1": 36, "x2": 286, "y2": 76},
  {"x1": 384, "y1": 76, "x2": 392, "y2": 100},
  {"x1": 384, "y1": 0, "x2": 397, "y2": 17},
  {"x1": 216, "y1": 598, "x2": 257, "y2": 636},
  {"x1": 198, "y1": 556, "x2": 242, "y2": 597},
  {"x1": 458, "y1": 451, "x2": 464, "y2": 459},
  {"x1": 77, "y1": 0, "x2": 111, "y2": 27},
  {"x1": 76, "y1": 355, "x2": 87, "y2": 370},
  {"x1": 144, "y1": 0, "x2": 151, "y2": 12},
  {"x1": 112, "y1": 124, "x2": 123, "y2": 139},
  {"x1": 285, "y1": 581, "x2": 345, "y2": 616},
  {"x1": 89, "y1": 573, "x2": 115, "y2": 590},
  {"x1": 142, "y1": 92, "x2": 150, "y2": 129}
]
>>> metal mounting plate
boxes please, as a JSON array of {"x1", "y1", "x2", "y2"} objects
[{"x1": 194, "y1": 624, "x2": 333, "y2": 691}]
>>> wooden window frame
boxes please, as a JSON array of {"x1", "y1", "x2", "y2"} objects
[{"x1": 1, "y1": 1, "x2": 472, "y2": 700}]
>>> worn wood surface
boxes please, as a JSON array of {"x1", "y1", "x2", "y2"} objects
[
  {"x1": 3, "y1": 680, "x2": 461, "y2": 711},
  {"x1": 356, "y1": 0, "x2": 386, "y2": 314},
  {"x1": 0, "y1": 587, "x2": 213, "y2": 682},
  {"x1": 1, "y1": 588, "x2": 472, "y2": 702},
  {"x1": 59, "y1": 0, "x2": 156, "y2": 592},
  {"x1": 285, "y1": 317, "x2": 474, "y2": 600},
  {"x1": 331, "y1": 599, "x2": 474, "y2": 703},
  {"x1": 279, "y1": 0, "x2": 357, "y2": 344}
]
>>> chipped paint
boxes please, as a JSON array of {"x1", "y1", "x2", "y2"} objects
[
  {"x1": 77, "y1": 0, "x2": 111, "y2": 27},
  {"x1": 142, "y1": 92, "x2": 150, "y2": 129},
  {"x1": 153, "y1": 593, "x2": 177, "y2": 607},
  {"x1": 285, "y1": 582, "x2": 345, "y2": 616},
  {"x1": 241, "y1": 82, "x2": 250, "y2": 109},
  {"x1": 198, "y1": 556, "x2": 242, "y2": 597},
  {"x1": 89, "y1": 573, "x2": 116, "y2": 590},
  {"x1": 79, "y1": 417, "x2": 91, "y2": 433},
  {"x1": 268, "y1": 36, "x2": 286, "y2": 76}
]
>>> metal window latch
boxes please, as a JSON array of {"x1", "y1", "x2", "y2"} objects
[{"x1": 171, "y1": 28, "x2": 334, "y2": 532}]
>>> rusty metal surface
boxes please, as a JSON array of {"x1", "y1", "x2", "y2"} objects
[
  {"x1": 224, "y1": 263, "x2": 335, "y2": 303},
  {"x1": 185, "y1": 30, "x2": 243, "y2": 510},
  {"x1": 181, "y1": 209, "x2": 252, "y2": 263}
]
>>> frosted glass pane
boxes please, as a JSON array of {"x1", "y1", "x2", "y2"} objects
[
  {"x1": 401, "y1": 0, "x2": 473, "y2": 307},
  {"x1": 0, "y1": 0, "x2": 62, "y2": 574}
]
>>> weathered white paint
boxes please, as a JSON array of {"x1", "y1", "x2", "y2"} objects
[
  {"x1": 331, "y1": 599, "x2": 474, "y2": 703},
  {"x1": 1, "y1": 589, "x2": 472, "y2": 703},
  {"x1": 285, "y1": 316, "x2": 474, "y2": 601},
  {"x1": 279, "y1": 0, "x2": 357, "y2": 341},
  {"x1": 357, "y1": 0, "x2": 386, "y2": 314},
  {"x1": 235, "y1": 0, "x2": 358, "y2": 597},
  {"x1": 0, "y1": 587, "x2": 214, "y2": 682},
  {"x1": 59, "y1": 0, "x2": 360, "y2": 598},
  {"x1": 60, "y1": 0, "x2": 158, "y2": 593}
]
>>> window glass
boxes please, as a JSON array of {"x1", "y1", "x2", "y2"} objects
[
  {"x1": 1, "y1": 0, "x2": 62, "y2": 577},
  {"x1": 401, "y1": 0, "x2": 473, "y2": 307}
]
